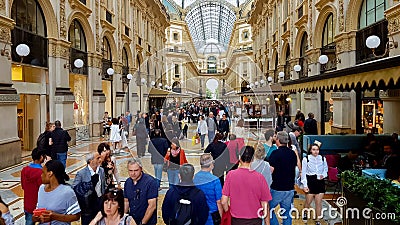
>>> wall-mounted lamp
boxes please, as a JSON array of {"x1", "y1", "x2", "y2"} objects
[
  {"x1": 286, "y1": 97, "x2": 292, "y2": 102},
  {"x1": 246, "y1": 85, "x2": 250, "y2": 88},
  {"x1": 293, "y1": 65, "x2": 301, "y2": 72},
  {"x1": 250, "y1": 83, "x2": 254, "y2": 88},
  {"x1": 366, "y1": 35, "x2": 398, "y2": 57},
  {"x1": 274, "y1": 97, "x2": 279, "y2": 101},
  {"x1": 260, "y1": 79, "x2": 265, "y2": 85},
  {"x1": 7, "y1": 44, "x2": 30, "y2": 62},
  {"x1": 65, "y1": 58, "x2": 84, "y2": 69},
  {"x1": 151, "y1": 81, "x2": 156, "y2": 86},
  {"x1": 255, "y1": 81, "x2": 259, "y2": 86},
  {"x1": 267, "y1": 76, "x2": 273, "y2": 82},
  {"x1": 158, "y1": 83, "x2": 163, "y2": 88},
  {"x1": 107, "y1": 68, "x2": 114, "y2": 76},
  {"x1": 278, "y1": 72, "x2": 285, "y2": 79},
  {"x1": 319, "y1": 54, "x2": 341, "y2": 65},
  {"x1": 140, "y1": 77, "x2": 147, "y2": 85},
  {"x1": 127, "y1": 73, "x2": 133, "y2": 80}
]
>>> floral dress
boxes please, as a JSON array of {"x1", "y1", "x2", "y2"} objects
[{"x1": 101, "y1": 157, "x2": 119, "y2": 189}]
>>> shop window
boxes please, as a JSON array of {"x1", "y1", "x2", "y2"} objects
[
  {"x1": 284, "y1": 46, "x2": 291, "y2": 80},
  {"x1": 11, "y1": 0, "x2": 47, "y2": 67},
  {"x1": 298, "y1": 33, "x2": 308, "y2": 78}
]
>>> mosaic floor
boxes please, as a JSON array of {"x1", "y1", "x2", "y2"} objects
[{"x1": 0, "y1": 126, "x2": 340, "y2": 225}]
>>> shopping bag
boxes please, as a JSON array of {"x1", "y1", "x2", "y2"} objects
[
  {"x1": 192, "y1": 136, "x2": 196, "y2": 146},
  {"x1": 195, "y1": 137, "x2": 200, "y2": 144}
]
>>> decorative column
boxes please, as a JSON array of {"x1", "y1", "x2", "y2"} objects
[
  {"x1": 386, "y1": 4, "x2": 400, "y2": 57},
  {"x1": 48, "y1": 39, "x2": 76, "y2": 144},
  {"x1": 88, "y1": 54, "x2": 106, "y2": 137},
  {"x1": 380, "y1": 90, "x2": 400, "y2": 134},
  {"x1": 0, "y1": 16, "x2": 21, "y2": 169},
  {"x1": 331, "y1": 92, "x2": 354, "y2": 134},
  {"x1": 114, "y1": 63, "x2": 125, "y2": 116}
]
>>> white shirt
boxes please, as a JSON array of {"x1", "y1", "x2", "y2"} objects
[
  {"x1": 88, "y1": 165, "x2": 102, "y2": 197},
  {"x1": 197, "y1": 120, "x2": 208, "y2": 135},
  {"x1": 301, "y1": 155, "x2": 328, "y2": 188}
]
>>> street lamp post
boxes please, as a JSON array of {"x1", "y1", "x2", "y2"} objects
[{"x1": 126, "y1": 73, "x2": 133, "y2": 112}]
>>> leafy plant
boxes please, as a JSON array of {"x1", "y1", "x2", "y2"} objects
[{"x1": 342, "y1": 170, "x2": 400, "y2": 223}]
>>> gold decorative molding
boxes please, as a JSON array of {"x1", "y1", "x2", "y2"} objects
[
  {"x1": 60, "y1": 0, "x2": 67, "y2": 39},
  {"x1": 315, "y1": 0, "x2": 334, "y2": 11},
  {"x1": 308, "y1": 0, "x2": 313, "y2": 47},
  {"x1": 48, "y1": 39, "x2": 70, "y2": 59},
  {"x1": 0, "y1": 0, "x2": 5, "y2": 14},
  {"x1": 0, "y1": 16, "x2": 14, "y2": 43},
  {"x1": 386, "y1": 4, "x2": 400, "y2": 35},
  {"x1": 95, "y1": 0, "x2": 100, "y2": 52},
  {"x1": 68, "y1": 0, "x2": 92, "y2": 17},
  {"x1": 334, "y1": 31, "x2": 356, "y2": 53},
  {"x1": 338, "y1": 0, "x2": 345, "y2": 32}
]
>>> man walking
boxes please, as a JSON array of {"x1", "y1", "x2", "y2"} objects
[
  {"x1": 193, "y1": 154, "x2": 223, "y2": 225},
  {"x1": 73, "y1": 152, "x2": 105, "y2": 225},
  {"x1": 124, "y1": 158, "x2": 158, "y2": 225},
  {"x1": 206, "y1": 112, "x2": 218, "y2": 143},
  {"x1": 162, "y1": 164, "x2": 209, "y2": 225},
  {"x1": 50, "y1": 120, "x2": 71, "y2": 168},
  {"x1": 21, "y1": 148, "x2": 46, "y2": 225},
  {"x1": 148, "y1": 129, "x2": 169, "y2": 189},
  {"x1": 304, "y1": 113, "x2": 318, "y2": 135},
  {"x1": 268, "y1": 131, "x2": 298, "y2": 225}
]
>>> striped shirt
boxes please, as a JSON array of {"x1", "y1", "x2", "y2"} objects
[{"x1": 37, "y1": 184, "x2": 81, "y2": 225}]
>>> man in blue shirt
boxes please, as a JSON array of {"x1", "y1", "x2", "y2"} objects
[
  {"x1": 193, "y1": 154, "x2": 223, "y2": 225},
  {"x1": 124, "y1": 158, "x2": 158, "y2": 225}
]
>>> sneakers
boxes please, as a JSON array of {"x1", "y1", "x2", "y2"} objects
[{"x1": 302, "y1": 212, "x2": 308, "y2": 221}]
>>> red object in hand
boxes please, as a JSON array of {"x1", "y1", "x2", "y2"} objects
[{"x1": 33, "y1": 208, "x2": 47, "y2": 217}]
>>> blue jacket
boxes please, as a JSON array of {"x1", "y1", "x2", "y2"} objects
[{"x1": 162, "y1": 182, "x2": 209, "y2": 225}]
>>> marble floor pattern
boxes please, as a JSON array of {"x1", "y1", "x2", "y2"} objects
[{"x1": 0, "y1": 127, "x2": 338, "y2": 225}]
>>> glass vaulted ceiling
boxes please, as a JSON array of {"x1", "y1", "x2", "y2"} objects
[{"x1": 184, "y1": 0, "x2": 237, "y2": 53}]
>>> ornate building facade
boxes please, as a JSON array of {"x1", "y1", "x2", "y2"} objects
[
  {"x1": 249, "y1": 0, "x2": 400, "y2": 135},
  {"x1": 0, "y1": 0, "x2": 169, "y2": 168}
]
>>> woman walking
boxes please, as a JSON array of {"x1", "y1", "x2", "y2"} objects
[
  {"x1": 301, "y1": 143, "x2": 328, "y2": 225},
  {"x1": 197, "y1": 115, "x2": 208, "y2": 150},
  {"x1": 109, "y1": 118, "x2": 122, "y2": 153},
  {"x1": 164, "y1": 138, "x2": 188, "y2": 187}
]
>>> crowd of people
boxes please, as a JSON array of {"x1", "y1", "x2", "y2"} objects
[{"x1": 1, "y1": 99, "x2": 399, "y2": 225}]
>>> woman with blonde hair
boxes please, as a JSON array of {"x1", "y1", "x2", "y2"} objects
[{"x1": 250, "y1": 142, "x2": 273, "y2": 187}]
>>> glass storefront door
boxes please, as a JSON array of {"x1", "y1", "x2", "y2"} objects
[{"x1": 17, "y1": 94, "x2": 41, "y2": 150}]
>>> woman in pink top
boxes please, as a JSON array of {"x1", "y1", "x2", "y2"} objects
[
  {"x1": 225, "y1": 134, "x2": 245, "y2": 170},
  {"x1": 221, "y1": 146, "x2": 272, "y2": 225}
]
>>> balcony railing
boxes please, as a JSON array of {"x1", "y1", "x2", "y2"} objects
[
  {"x1": 320, "y1": 44, "x2": 337, "y2": 73},
  {"x1": 356, "y1": 20, "x2": 388, "y2": 64},
  {"x1": 233, "y1": 46, "x2": 253, "y2": 53}
]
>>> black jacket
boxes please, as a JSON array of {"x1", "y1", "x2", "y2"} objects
[
  {"x1": 50, "y1": 127, "x2": 71, "y2": 154},
  {"x1": 162, "y1": 183, "x2": 209, "y2": 225},
  {"x1": 218, "y1": 119, "x2": 230, "y2": 133},
  {"x1": 205, "y1": 141, "x2": 230, "y2": 177},
  {"x1": 304, "y1": 118, "x2": 318, "y2": 134},
  {"x1": 148, "y1": 137, "x2": 169, "y2": 164}
]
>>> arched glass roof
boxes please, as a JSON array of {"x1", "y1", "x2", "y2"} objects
[
  {"x1": 169, "y1": 0, "x2": 248, "y2": 8},
  {"x1": 185, "y1": 0, "x2": 237, "y2": 53}
]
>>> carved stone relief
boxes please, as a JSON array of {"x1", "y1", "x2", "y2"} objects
[
  {"x1": 60, "y1": 0, "x2": 67, "y2": 39},
  {"x1": 0, "y1": 0, "x2": 5, "y2": 14},
  {"x1": 338, "y1": 0, "x2": 345, "y2": 32},
  {"x1": 308, "y1": 0, "x2": 313, "y2": 47},
  {"x1": 0, "y1": 26, "x2": 11, "y2": 43},
  {"x1": 95, "y1": 1, "x2": 100, "y2": 52}
]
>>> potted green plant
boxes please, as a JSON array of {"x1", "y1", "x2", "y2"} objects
[{"x1": 341, "y1": 170, "x2": 400, "y2": 225}]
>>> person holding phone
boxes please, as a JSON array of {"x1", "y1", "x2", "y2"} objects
[
  {"x1": 301, "y1": 143, "x2": 328, "y2": 225},
  {"x1": 33, "y1": 160, "x2": 81, "y2": 225}
]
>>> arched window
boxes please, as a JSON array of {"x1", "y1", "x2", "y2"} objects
[
  {"x1": 11, "y1": 0, "x2": 47, "y2": 67},
  {"x1": 299, "y1": 33, "x2": 308, "y2": 78},
  {"x1": 321, "y1": 13, "x2": 337, "y2": 72},
  {"x1": 207, "y1": 56, "x2": 217, "y2": 74},
  {"x1": 102, "y1": 37, "x2": 112, "y2": 80},
  {"x1": 122, "y1": 47, "x2": 129, "y2": 75},
  {"x1": 69, "y1": 19, "x2": 87, "y2": 74},
  {"x1": 284, "y1": 46, "x2": 291, "y2": 80},
  {"x1": 356, "y1": 0, "x2": 388, "y2": 63},
  {"x1": 241, "y1": 80, "x2": 250, "y2": 93},
  {"x1": 359, "y1": 0, "x2": 386, "y2": 29}
]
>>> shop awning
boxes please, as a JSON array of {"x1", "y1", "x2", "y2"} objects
[
  {"x1": 239, "y1": 84, "x2": 286, "y2": 96},
  {"x1": 281, "y1": 55, "x2": 400, "y2": 93},
  {"x1": 148, "y1": 88, "x2": 193, "y2": 98}
]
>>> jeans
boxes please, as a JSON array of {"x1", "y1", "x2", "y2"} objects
[
  {"x1": 56, "y1": 152, "x2": 67, "y2": 168},
  {"x1": 208, "y1": 130, "x2": 216, "y2": 143},
  {"x1": 25, "y1": 212, "x2": 34, "y2": 225},
  {"x1": 200, "y1": 134, "x2": 206, "y2": 148},
  {"x1": 269, "y1": 189, "x2": 295, "y2": 225},
  {"x1": 167, "y1": 169, "x2": 180, "y2": 187},
  {"x1": 154, "y1": 164, "x2": 163, "y2": 188}
]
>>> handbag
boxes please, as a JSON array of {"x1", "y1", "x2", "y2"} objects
[
  {"x1": 221, "y1": 207, "x2": 231, "y2": 225},
  {"x1": 211, "y1": 211, "x2": 221, "y2": 225}
]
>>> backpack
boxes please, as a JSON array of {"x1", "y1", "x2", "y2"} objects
[
  {"x1": 36, "y1": 132, "x2": 47, "y2": 150},
  {"x1": 172, "y1": 188, "x2": 201, "y2": 225},
  {"x1": 306, "y1": 155, "x2": 325, "y2": 163}
]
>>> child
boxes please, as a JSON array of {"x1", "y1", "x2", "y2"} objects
[
  {"x1": 301, "y1": 142, "x2": 328, "y2": 225},
  {"x1": 109, "y1": 118, "x2": 122, "y2": 153}
]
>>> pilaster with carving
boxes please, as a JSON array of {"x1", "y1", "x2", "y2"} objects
[
  {"x1": 308, "y1": 0, "x2": 313, "y2": 48},
  {"x1": 60, "y1": 0, "x2": 67, "y2": 39},
  {"x1": 95, "y1": 0, "x2": 100, "y2": 52},
  {"x1": 338, "y1": 0, "x2": 345, "y2": 32}
]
